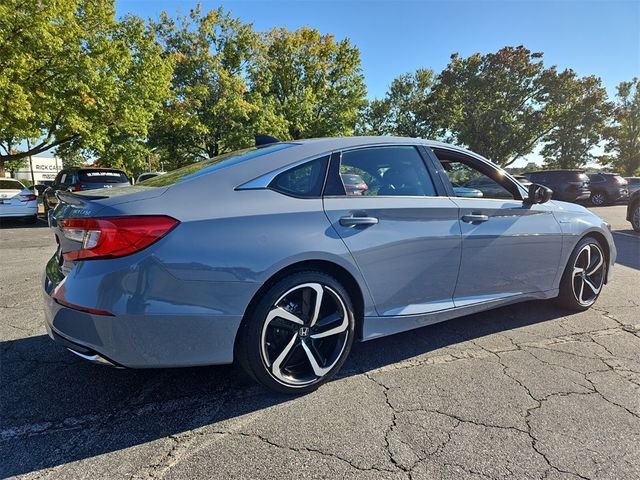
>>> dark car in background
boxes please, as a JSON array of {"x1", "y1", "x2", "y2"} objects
[
  {"x1": 43, "y1": 168, "x2": 130, "y2": 213},
  {"x1": 523, "y1": 170, "x2": 590, "y2": 203},
  {"x1": 624, "y1": 177, "x2": 640, "y2": 195},
  {"x1": 586, "y1": 173, "x2": 629, "y2": 206}
]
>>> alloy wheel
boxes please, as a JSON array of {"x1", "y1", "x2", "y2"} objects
[
  {"x1": 591, "y1": 193, "x2": 606, "y2": 206},
  {"x1": 572, "y1": 243, "x2": 605, "y2": 306},
  {"x1": 260, "y1": 282, "x2": 350, "y2": 387}
]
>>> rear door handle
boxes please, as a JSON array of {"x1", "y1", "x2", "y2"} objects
[
  {"x1": 339, "y1": 216, "x2": 379, "y2": 226},
  {"x1": 461, "y1": 213, "x2": 489, "y2": 223}
]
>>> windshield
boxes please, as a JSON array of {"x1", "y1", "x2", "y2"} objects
[{"x1": 142, "y1": 143, "x2": 297, "y2": 187}]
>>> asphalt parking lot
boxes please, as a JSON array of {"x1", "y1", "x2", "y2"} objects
[{"x1": 1, "y1": 206, "x2": 639, "y2": 480}]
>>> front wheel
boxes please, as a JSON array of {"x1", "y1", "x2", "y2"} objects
[
  {"x1": 556, "y1": 237, "x2": 606, "y2": 311},
  {"x1": 236, "y1": 271, "x2": 355, "y2": 394}
]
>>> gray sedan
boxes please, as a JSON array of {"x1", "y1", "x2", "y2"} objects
[{"x1": 43, "y1": 137, "x2": 616, "y2": 393}]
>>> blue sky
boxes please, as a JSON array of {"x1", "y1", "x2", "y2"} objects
[{"x1": 116, "y1": 0, "x2": 639, "y2": 100}]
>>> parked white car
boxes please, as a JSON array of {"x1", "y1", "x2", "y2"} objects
[{"x1": 0, "y1": 178, "x2": 38, "y2": 223}]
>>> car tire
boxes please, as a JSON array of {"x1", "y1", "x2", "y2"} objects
[
  {"x1": 631, "y1": 201, "x2": 640, "y2": 232},
  {"x1": 556, "y1": 236, "x2": 607, "y2": 311},
  {"x1": 590, "y1": 192, "x2": 607, "y2": 206},
  {"x1": 236, "y1": 271, "x2": 355, "y2": 394},
  {"x1": 25, "y1": 214, "x2": 38, "y2": 224}
]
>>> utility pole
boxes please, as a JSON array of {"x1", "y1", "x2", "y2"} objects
[{"x1": 27, "y1": 139, "x2": 36, "y2": 187}]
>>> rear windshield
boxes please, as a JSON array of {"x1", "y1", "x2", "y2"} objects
[
  {"x1": 0, "y1": 179, "x2": 25, "y2": 189},
  {"x1": 79, "y1": 170, "x2": 129, "y2": 184},
  {"x1": 142, "y1": 143, "x2": 297, "y2": 187}
]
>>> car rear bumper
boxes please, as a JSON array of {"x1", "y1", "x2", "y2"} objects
[
  {"x1": 0, "y1": 203, "x2": 37, "y2": 217},
  {"x1": 42, "y1": 256, "x2": 248, "y2": 368}
]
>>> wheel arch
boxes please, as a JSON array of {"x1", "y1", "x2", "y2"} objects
[{"x1": 236, "y1": 259, "x2": 367, "y2": 355}]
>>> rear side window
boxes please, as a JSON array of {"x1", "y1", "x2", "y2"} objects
[
  {"x1": 79, "y1": 170, "x2": 129, "y2": 184},
  {"x1": 270, "y1": 156, "x2": 329, "y2": 198}
]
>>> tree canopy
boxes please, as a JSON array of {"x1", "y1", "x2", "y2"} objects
[
  {"x1": 602, "y1": 78, "x2": 640, "y2": 176},
  {"x1": 0, "y1": 0, "x2": 172, "y2": 176},
  {"x1": 1, "y1": 2, "x2": 636, "y2": 176}
]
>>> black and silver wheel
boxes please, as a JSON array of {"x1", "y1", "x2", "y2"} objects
[
  {"x1": 237, "y1": 271, "x2": 355, "y2": 394},
  {"x1": 590, "y1": 192, "x2": 607, "y2": 206},
  {"x1": 557, "y1": 237, "x2": 606, "y2": 311},
  {"x1": 631, "y1": 202, "x2": 640, "y2": 232}
]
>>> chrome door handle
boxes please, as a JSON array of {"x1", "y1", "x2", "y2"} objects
[
  {"x1": 339, "y1": 216, "x2": 379, "y2": 226},
  {"x1": 461, "y1": 213, "x2": 489, "y2": 223}
]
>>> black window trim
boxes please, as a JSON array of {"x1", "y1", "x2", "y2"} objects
[{"x1": 322, "y1": 144, "x2": 442, "y2": 198}]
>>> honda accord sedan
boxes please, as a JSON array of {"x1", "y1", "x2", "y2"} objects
[{"x1": 43, "y1": 137, "x2": 616, "y2": 393}]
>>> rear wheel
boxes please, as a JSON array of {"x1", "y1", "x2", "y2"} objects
[
  {"x1": 556, "y1": 237, "x2": 606, "y2": 311},
  {"x1": 590, "y1": 191, "x2": 607, "y2": 206},
  {"x1": 237, "y1": 271, "x2": 355, "y2": 394}
]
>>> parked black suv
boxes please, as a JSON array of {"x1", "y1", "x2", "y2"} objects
[
  {"x1": 523, "y1": 170, "x2": 591, "y2": 203},
  {"x1": 43, "y1": 168, "x2": 130, "y2": 213},
  {"x1": 586, "y1": 173, "x2": 629, "y2": 206}
]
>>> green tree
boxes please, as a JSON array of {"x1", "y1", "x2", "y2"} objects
[
  {"x1": 259, "y1": 27, "x2": 367, "y2": 139},
  {"x1": 149, "y1": 7, "x2": 287, "y2": 169},
  {"x1": 357, "y1": 69, "x2": 436, "y2": 138},
  {"x1": 602, "y1": 78, "x2": 640, "y2": 176},
  {"x1": 430, "y1": 46, "x2": 557, "y2": 166},
  {"x1": 356, "y1": 99, "x2": 391, "y2": 135},
  {"x1": 541, "y1": 72, "x2": 609, "y2": 169},
  {"x1": 0, "y1": 0, "x2": 172, "y2": 176}
]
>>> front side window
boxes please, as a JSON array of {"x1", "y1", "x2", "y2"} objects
[
  {"x1": 270, "y1": 156, "x2": 329, "y2": 197},
  {"x1": 337, "y1": 146, "x2": 436, "y2": 197},
  {"x1": 433, "y1": 150, "x2": 518, "y2": 200}
]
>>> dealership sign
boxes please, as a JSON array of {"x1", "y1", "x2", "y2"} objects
[{"x1": 13, "y1": 157, "x2": 62, "y2": 183}]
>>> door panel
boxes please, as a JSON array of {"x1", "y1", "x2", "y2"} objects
[
  {"x1": 451, "y1": 198, "x2": 563, "y2": 304},
  {"x1": 324, "y1": 197, "x2": 462, "y2": 316}
]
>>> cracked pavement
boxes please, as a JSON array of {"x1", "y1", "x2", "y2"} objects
[{"x1": 1, "y1": 206, "x2": 639, "y2": 479}]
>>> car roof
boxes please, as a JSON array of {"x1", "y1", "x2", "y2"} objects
[
  {"x1": 289, "y1": 135, "x2": 474, "y2": 152},
  {"x1": 526, "y1": 169, "x2": 585, "y2": 173}
]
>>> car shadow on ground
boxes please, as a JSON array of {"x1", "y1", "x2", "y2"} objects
[
  {"x1": 2, "y1": 299, "x2": 572, "y2": 478},
  {"x1": 611, "y1": 229, "x2": 640, "y2": 271},
  {"x1": 0, "y1": 216, "x2": 48, "y2": 229}
]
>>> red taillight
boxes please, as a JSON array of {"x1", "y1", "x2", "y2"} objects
[
  {"x1": 71, "y1": 184, "x2": 82, "y2": 192},
  {"x1": 20, "y1": 194, "x2": 37, "y2": 202},
  {"x1": 60, "y1": 215, "x2": 179, "y2": 261}
]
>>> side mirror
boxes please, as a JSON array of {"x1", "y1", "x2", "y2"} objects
[{"x1": 525, "y1": 183, "x2": 553, "y2": 204}]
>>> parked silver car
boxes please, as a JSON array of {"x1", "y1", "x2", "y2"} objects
[
  {"x1": 43, "y1": 137, "x2": 616, "y2": 393},
  {"x1": 0, "y1": 178, "x2": 38, "y2": 223}
]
